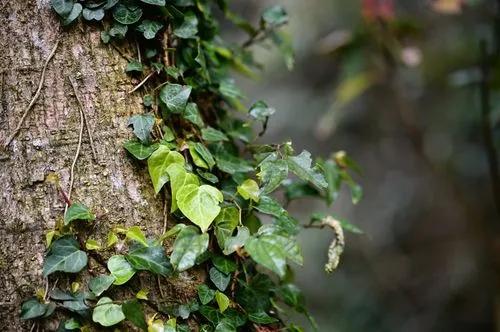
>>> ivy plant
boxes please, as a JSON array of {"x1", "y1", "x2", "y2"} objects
[{"x1": 21, "y1": 0, "x2": 364, "y2": 331}]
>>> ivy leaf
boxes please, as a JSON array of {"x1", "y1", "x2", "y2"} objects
[
  {"x1": 198, "y1": 284, "x2": 216, "y2": 305},
  {"x1": 188, "y1": 143, "x2": 209, "y2": 169},
  {"x1": 278, "y1": 284, "x2": 306, "y2": 313},
  {"x1": 270, "y1": 30, "x2": 295, "y2": 70},
  {"x1": 287, "y1": 150, "x2": 327, "y2": 189},
  {"x1": 249, "y1": 101, "x2": 275, "y2": 121},
  {"x1": 248, "y1": 311, "x2": 278, "y2": 324},
  {"x1": 200, "y1": 305, "x2": 224, "y2": 325},
  {"x1": 177, "y1": 184, "x2": 224, "y2": 233},
  {"x1": 214, "y1": 206, "x2": 239, "y2": 250},
  {"x1": 89, "y1": 275, "x2": 115, "y2": 296},
  {"x1": 258, "y1": 158, "x2": 288, "y2": 194},
  {"x1": 128, "y1": 114, "x2": 154, "y2": 143},
  {"x1": 62, "y1": 3, "x2": 82, "y2": 25},
  {"x1": 147, "y1": 145, "x2": 185, "y2": 194},
  {"x1": 212, "y1": 256, "x2": 237, "y2": 274},
  {"x1": 170, "y1": 226, "x2": 209, "y2": 271},
  {"x1": 51, "y1": 0, "x2": 74, "y2": 17},
  {"x1": 189, "y1": 142, "x2": 216, "y2": 169},
  {"x1": 160, "y1": 83, "x2": 192, "y2": 114},
  {"x1": 64, "y1": 203, "x2": 95, "y2": 225},
  {"x1": 173, "y1": 11, "x2": 198, "y2": 39},
  {"x1": 126, "y1": 244, "x2": 173, "y2": 276},
  {"x1": 136, "y1": 19, "x2": 164, "y2": 39},
  {"x1": 183, "y1": 102, "x2": 204, "y2": 127},
  {"x1": 166, "y1": 163, "x2": 199, "y2": 212},
  {"x1": 244, "y1": 235, "x2": 288, "y2": 277},
  {"x1": 261, "y1": 5, "x2": 288, "y2": 26},
  {"x1": 215, "y1": 149, "x2": 253, "y2": 174},
  {"x1": 109, "y1": 22, "x2": 128, "y2": 38},
  {"x1": 122, "y1": 300, "x2": 148, "y2": 331},
  {"x1": 321, "y1": 159, "x2": 341, "y2": 205},
  {"x1": 254, "y1": 195, "x2": 286, "y2": 217},
  {"x1": 82, "y1": 7, "x2": 105, "y2": 21},
  {"x1": 113, "y1": 3, "x2": 142, "y2": 25},
  {"x1": 237, "y1": 179, "x2": 260, "y2": 202},
  {"x1": 223, "y1": 226, "x2": 250, "y2": 255},
  {"x1": 92, "y1": 297, "x2": 125, "y2": 327},
  {"x1": 43, "y1": 236, "x2": 87, "y2": 276},
  {"x1": 123, "y1": 140, "x2": 158, "y2": 160},
  {"x1": 64, "y1": 318, "x2": 80, "y2": 329},
  {"x1": 85, "y1": 239, "x2": 101, "y2": 250},
  {"x1": 201, "y1": 127, "x2": 229, "y2": 142},
  {"x1": 215, "y1": 291, "x2": 230, "y2": 313},
  {"x1": 126, "y1": 60, "x2": 144, "y2": 73},
  {"x1": 139, "y1": 0, "x2": 165, "y2": 6},
  {"x1": 209, "y1": 267, "x2": 231, "y2": 291},
  {"x1": 20, "y1": 298, "x2": 49, "y2": 320},
  {"x1": 107, "y1": 255, "x2": 136, "y2": 285},
  {"x1": 126, "y1": 226, "x2": 149, "y2": 247}
]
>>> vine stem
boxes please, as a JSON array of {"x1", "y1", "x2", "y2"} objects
[
  {"x1": 128, "y1": 71, "x2": 155, "y2": 94},
  {"x1": 3, "y1": 38, "x2": 60, "y2": 149}
]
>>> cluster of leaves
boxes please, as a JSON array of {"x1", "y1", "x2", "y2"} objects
[{"x1": 21, "y1": 0, "x2": 362, "y2": 331}]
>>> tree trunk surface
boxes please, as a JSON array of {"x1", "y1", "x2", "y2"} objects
[{"x1": 0, "y1": 1, "x2": 196, "y2": 330}]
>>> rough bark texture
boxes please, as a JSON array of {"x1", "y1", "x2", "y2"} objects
[{"x1": 0, "y1": 1, "x2": 198, "y2": 330}]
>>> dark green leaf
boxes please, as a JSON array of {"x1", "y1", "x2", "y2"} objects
[
  {"x1": 261, "y1": 5, "x2": 288, "y2": 26},
  {"x1": 51, "y1": 0, "x2": 74, "y2": 17},
  {"x1": 254, "y1": 195, "x2": 286, "y2": 217},
  {"x1": 139, "y1": 0, "x2": 165, "y2": 5},
  {"x1": 64, "y1": 203, "x2": 95, "y2": 225},
  {"x1": 126, "y1": 60, "x2": 144, "y2": 73},
  {"x1": 201, "y1": 127, "x2": 229, "y2": 142},
  {"x1": 215, "y1": 318, "x2": 235, "y2": 332},
  {"x1": 245, "y1": 235, "x2": 287, "y2": 277},
  {"x1": 123, "y1": 140, "x2": 158, "y2": 160},
  {"x1": 198, "y1": 284, "x2": 216, "y2": 305},
  {"x1": 112, "y1": 3, "x2": 142, "y2": 25},
  {"x1": 82, "y1": 7, "x2": 105, "y2": 21},
  {"x1": 136, "y1": 20, "x2": 164, "y2": 39},
  {"x1": 89, "y1": 275, "x2": 115, "y2": 296},
  {"x1": 43, "y1": 236, "x2": 87, "y2": 276},
  {"x1": 249, "y1": 101, "x2": 275, "y2": 121},
  {"x1": 183, "y1": 102, "x2": 204, "y2": 127},
  {"x1": 278, "y1": 284, "x2": 305, "y2": 313},
  {"x1": 209, "y1": 267, "x2": 231, "y2": 291},
  {"x1": 126, "y1": 244, "x2": 172, "y2": 276},
  {"x1": 159, "y1": 83, "x2": 192, "y2": 114},
  {"x1": 212, "y1": 256, "x2": 237, "y2": 274},
  {"x1": 258, "y1": 157, "x2": 288, "y2": 194},
  {"x1": 62, "y1": 3, "x2": 82, "y2": 25},
  {"x1": 214, "y1": 206, "x2": 239, "y2": 250},
  {"x1": 200, "y1": 305, "x2": 224, "y2": 325},
  {"x1": 122, "y1": 300, "x2": 147, "y2": 331},
  {"x1": 109, "y1": 22, "x2": 128, "y2": 38},
  {"x1": 192, "y1": 142, "x2": 216, "y2": 169},
  {"x1": 20, "y1": 298, "x2": 49, "y2": 320},
  {"x1": 170, "y1": 225, "x2": 209, "y2": 271},
  {"x1": 223, "y1": 226, "x2": 250, "y2": 255},
  {"x1": 287, "y1": 150, "x2": 327, "y2": 189},
  {"x1": 173, "y1": 12, "x2": 198, "y2": 39},
  {"x1": 127, "y1": 114, "x2": 154, "y2": 143},
  {"x1": 248, "y1": 311, "x2": 278, "y2": 324}
]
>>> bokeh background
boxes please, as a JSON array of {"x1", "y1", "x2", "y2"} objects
[{"x1": 224, "y1": 0, "x2": 500, "y2": 331}]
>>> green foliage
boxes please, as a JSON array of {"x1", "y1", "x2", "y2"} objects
[{"x1": 28, "y1": 1, "x2": 364, "y2": 331}]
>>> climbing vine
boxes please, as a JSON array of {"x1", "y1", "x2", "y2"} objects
[{"x1": 20, "y1": 0, "x2": 362, "y2": 331}]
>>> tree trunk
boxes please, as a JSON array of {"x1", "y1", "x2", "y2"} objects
[{"x1": 0, "y1": 1, "x2": 195, "y2": 330}]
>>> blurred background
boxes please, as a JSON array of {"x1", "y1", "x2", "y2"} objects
[{"x1": 224, "y1": 0, "x2": 500, "y2": 331}]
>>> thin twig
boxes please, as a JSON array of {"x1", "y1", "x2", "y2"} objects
[
  {"x1": 68, "y1": 76, "x2": 98, "y2": 162},
  {"x1": 66, "y1": 76, "x2": 85, "y2": 205},
  {"x1": 162, "y1": 195, "x2": 168, "y2": 234},
  {"x1": 29, "y1": 322, "x2": 36, "y2": 332},
  {"x1": 136, "y1": 38, "x2": 141, "y2": 63},
  {"x1": 128, "y1": 72, "x2": 155, "y2": 94},
  {"x1": 157, "y1": 276, "x2": 164, "y2": 298},
  {"x1": 3, "y1": 38, "x2": 60, "y2": 148}
]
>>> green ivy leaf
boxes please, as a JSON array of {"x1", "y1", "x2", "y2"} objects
[
  {"x1": 258, "y1": 158, "x2": 288, "y2": 194},
  {"x1": 92, "y1": 297, "x2": 125, "y2": 327},
  {"x1": 82, "y1": 7, "x2": 105, "y2": 21},
  {"x1": 166, "y1": 163, "x2": 199, "y2": 212},
  {"x1": 270, "y1": 30, "x2": 295, "y2": 70},
  {"x1": 112, "y1": 3, "x2": 142, "y2": 25},
  {"x1": 107, "y1": 255, "x2": 136, "y2": 285},
  {"x1": 214, "y1": 206, "x2": 239, "y2": 250},
  {"x1": 212, "y1": 256, "x2": 237, "y2": 274},
  {"x1": 64, "y1": 318, "x2": 80, "y2": 329},
  {"x1": 85, "y1": 239, "x2": 101, "y2": 250},
  {"x1": 254, "y1": 195, "x2": 286, "y2": 218},
  {"x1": 126, "y1": 244, "x2": 172, "y2": 276},
  {"x1": 249, "y1": 101, "x2": 275, "y2": 121},
  {"x1": 200, "y1": 305, "x2": 224, "y2": 325},
  {"x1": 139, "y1": 0, "x2": 165, "y2": 6},
  {"x1": 148, "y1": 145, "x2": 185, "y2": 194},
  {"x1": 51, "y1": 0, "x2": 74, "y2": 17},
  {"x1": 126, "y1": 60, "x2": 144, "y2": 73},
  {"x1": 128, "y1": 114, "x2": 154, "y2": 143},
  {"x1": 43, "y1": 236, "x2": 88, "y2": 276},
  {"x1": 170, "y1": 225, "x2": 209, "y2": 271},
  {"x1": 136, "y1": 19, "x2": 164, "y2": 39},
  {"x1": 201, "y1": 127, "x2": 229, "y2": 142},
  {"x1": 287, "y1": 150, "x2": 327, "y2": 189},
  {"x1": 278, "y1": 284, "x2": 306, "y2": 313},
  {"x1": 215, "y1": 291, "x2": 230, "y2": 313},
  {"x1": 244, "y1": 235, "x2": 288, "y2": 277},
  {"x1": 126, "y1": 226, "x2": 149, "y2": 247},
  {"x1": 321, "y1": 159, "x2": 341, "y2": 205},
  {"x1": 223, "y1": 226, "x2": 250, "y2": 255},
  {"x1": 173, "y1": 11, "x2": 198, "y2": 39},
  {"x1": 261, "y1": 5, "x2": 288, "y2": 26},
  {"x1": 89, "y1": 275, "x2": 115, "y2": 296},
  {"x1": 160, "y1": 83, "x2": 192, "y2": 114},
  {"x1": 183, "y1": 102, "x2": 205, "y2": 127},
  {"x1": 123, "y1": 140, "x2": 158, "y2": 160},
  {"x1": 20, "y1": 298, "x2": 49, "y2": 320},
  {"x1": 237, "y1": 179, "x2": 260, "y2": 202},
  {"x1": 109, "y1": 22, "x2": 128, "y2": 38},
  {"x1": 198, "y1": 284, "x2": 216, "y2": 305},
  {"x1": 248, "y1": 311, "x2": 278, "y2": 324},
  {"x1": 209, "y1": 267, "x2": 231, "y2": 291},
  {"x1": 62, "y1": 3, "x2": 82, "y2": 25},
  {"x1": 64, "y1": 203, "x2": 95, "y2": 225},
  {"x1": 177, "y1": 184, "x2": 223, "y2": 232},
  {"x1": 122, "y1": 300, "x2": 148, "y2": 331},
  {"x1": 189, "y1": 142, "x2": 215, "y2": 169},
  {"x1": 215, "y1": 149, "x2": 253, "y2": 174}
]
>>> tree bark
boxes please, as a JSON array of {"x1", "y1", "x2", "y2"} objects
[{"x1": 0, "y1": 1, "x2": 196, "y2": 330}]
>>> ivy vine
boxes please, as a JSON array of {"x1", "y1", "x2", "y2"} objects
[{"x1": 21, "y1": 0, "x2": 363, "y2": 331}]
